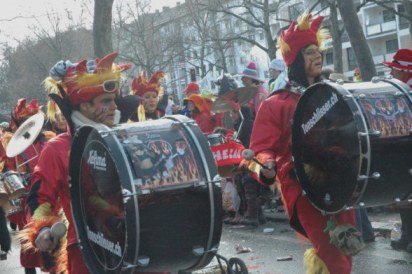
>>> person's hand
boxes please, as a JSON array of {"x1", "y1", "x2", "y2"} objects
[
  {"x1": 260, "y1": 160, "x2": 277, "y2": 179},
  {"x1": 35, "y1": 227, "x2": 59, "y2": 252}
]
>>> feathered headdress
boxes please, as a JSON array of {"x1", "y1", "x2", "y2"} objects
[
  {"x1": 11, "y1": 98, "x2": 41, "y2": 131},
  {"x1": 131, "y1": 71, "x2": 165, "y2": 121},
  {"x1": 278, "y1": 12, "x2": 329, "y2": 65},
  {"x1": 43, "y1": 52, "x2": 131, "y2": 106},
  {"x1": 131, "y1": 70, "x2": 165, "y2": 97}
]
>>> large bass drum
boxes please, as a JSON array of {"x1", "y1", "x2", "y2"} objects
[
  {"x1": 69, "y1": 115, "x2": 222, "y2": 273},
  {"x1": 292, "y1": 78, "x2": 412, "y2": 213}
]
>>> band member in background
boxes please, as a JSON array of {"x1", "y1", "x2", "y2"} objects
[
  {"x1": 44, "y1": 100, "x2": 67, "y2": 134},
  {"x1": 129, "y1": 70, "x2": 166, "y2": 122},
  {"x1": 183, "y1": 93, "x2": 222, "y2": 134},
  {"x1": 19, "y1": 52, "x2": 131, "y2": 274},
  {"x1": 383, "y1": 48, "x2": 412, "y2": 253},
  {"x1": 238, "y1": 61, "x2": 268, "y2": 115},
  {"x1": 246, "y1": 13, "x2": 358, "y2": 274},
  {"x1": 2, "y1": 98, "x2": 56, "y2": 274}
]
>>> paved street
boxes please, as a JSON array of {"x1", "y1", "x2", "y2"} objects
[{"x1": 1, "y1": 208, "x2": 412, "y2": 273}]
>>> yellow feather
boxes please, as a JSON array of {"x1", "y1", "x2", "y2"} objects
[
  {"x1": 46, "y1": 100, "x2": 57, "y2": 122},
  {"x1": 297, "y1": 12, "x2": 311, "y2": 30},
  {"x1": 278, "y1": 37, "x2": 291, "y2": 54},
  {"x1": 74, "y1": 70, "x2": 122, "y2": 87},
  {"x1": 317, "y1": 28, "x2": 330, "y2": 50},
  {"x1": 138, "y1": 104, "x2": 146, "y2": 121},
  {"x1": 304, "y1": 248, "x2": 330, "y2": 274},
  {"x1": 32, "y1": 202, "x2": 54, "y2": 220}
]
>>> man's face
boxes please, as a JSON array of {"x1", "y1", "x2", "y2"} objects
[
  {"x1": 241, "y1": 76, "x2": 254, "y2": 87},
  {"x1": 142, "y1": 91, "x2": 159, "y2": 113},
  {"x1": 303, "y1": 45, "x2": 323, "y2": 80},
  {"x1": 270, "y1": 69, "x2": 281, "y2": 79},
  {"x1": 80, "y1": 93, "x2": 117, "y2": 127}
]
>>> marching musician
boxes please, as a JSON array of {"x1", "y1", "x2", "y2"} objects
[
  {"x1": 183, "y1": 93, "x2": 222, "y2": 134},
  {"x1": 383, "y1": 48, "x2": 412, "y2": 253},
  {"x1": 20, "y1": 52, "x2": 131, "y2": 274},
  {"x1": 238, "y1": 61, "x2": 269, "y2": 116},
  {"x1": 246, "y1": 13, "x2": 359, "y2": 274},
  {"x1": 129, "y1": 71, "x2": 166, "y2": 122},
  {"x1": 1, "y1": 98, "x2": 56, "y2": 274}
]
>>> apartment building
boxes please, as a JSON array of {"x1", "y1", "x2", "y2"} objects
[{"x1": 126, "y1": 0, "x2": 410, "y2": 100}]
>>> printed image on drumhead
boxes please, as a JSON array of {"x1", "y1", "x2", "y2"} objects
[
  {"x1": 78, "y1": 137, "x2": 126, "y2": 271},
  {"x1": 292, "y1": 83, "x2": 360, "y2": 213}
]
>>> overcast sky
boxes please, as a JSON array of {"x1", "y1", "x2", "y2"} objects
[{"x1": 0, "y1": 0, "x2": 178, "y2": 46}]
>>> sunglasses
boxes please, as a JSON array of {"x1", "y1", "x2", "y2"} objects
[{"x1": 94, "y1": 79, "x2": 119, "y2": 93}]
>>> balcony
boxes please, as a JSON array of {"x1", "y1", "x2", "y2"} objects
[{"x1": 366, "y1": 20, "x2": 397, "y2": 36}]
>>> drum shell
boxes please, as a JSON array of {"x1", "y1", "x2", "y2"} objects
[
  {"x1": 2, "y1": 172, "x2": 25, "y2": 200},
  {"x1": 292, "y1": 79, "x2": 412, "y2": 213},
  {"x1": 70, "y1": 115, "x2": 222, "y2": 273}
]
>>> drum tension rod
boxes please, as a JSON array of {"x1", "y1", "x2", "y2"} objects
[
  {"x1": 358, "y1": 130, "x2": 381, "y2": 137},
  {"x1": 357, "y1": 172, "x2": 380, "y2": 181},
  {"x1": 121, "y1": 256, "x2": 150, "y2": 270}
]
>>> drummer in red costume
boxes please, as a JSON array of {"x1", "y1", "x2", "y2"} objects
[
  {"x1": 19, "y1": 52, "x2": 131, "y2": 274},
  {"x1": 383, "y1": 48, "x2": 412, "y2": 253},
  {"x1": 247, "y1": 13, "x2": 360, "y2": 274},
  {"x1": 1, "y1": 98, "x2": 56, "y2": 274}
]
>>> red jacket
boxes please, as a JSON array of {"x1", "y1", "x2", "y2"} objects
[
  {"x1": 250, "y1": 90, "x2": 301, "y2": 220},
  {"x1": 192, "y1": 111, "x2": 223, "y2": 134},
  {"x1": 28, "y1": 133, "x2": 74, "y2": 245}
]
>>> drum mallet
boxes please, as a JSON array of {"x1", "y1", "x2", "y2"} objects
[
  {"x1": 242, "y1": 149, "x2": 269, "y2": 170},
  {"x1": 50, "y1": 222, "x2": 67, "y2": 240}
]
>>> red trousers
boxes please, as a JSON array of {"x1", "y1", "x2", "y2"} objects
[{"x1": 296, "y1": 196, "x2": 355, "y2": 274}]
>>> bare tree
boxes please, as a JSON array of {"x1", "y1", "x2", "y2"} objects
[
  {"x1": 0, "y1": 9, "x2": 93, "y2": 106},
  {"x1": 93, "y1": 0, "x2": 114, "y2": 57},
  {"x1": 208, "y1": 0, "x2": 290, "y2": 60},
  {"x1": 337, "y1": 0, "x2": 377, "y2": 80}
]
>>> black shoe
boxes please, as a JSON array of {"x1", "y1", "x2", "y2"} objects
[{"x1": 391, "y1": 238, "x2": 411, "y2": 250}]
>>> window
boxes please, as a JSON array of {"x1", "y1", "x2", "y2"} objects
[
  {"x1": 386, "y1": 39, "x2": 398, "y2": 53},
  {"x1": 347, "y1": 47, "x2": 357, "y2": 71},
  {"x1": 398, "y1": 5, "x2": 409, "y2": 29},
  {"x1": 325, "y1": 52, "x2": 333, "y2": 66},
  {"x1": 382, "y1": 10, "x2": 395, "y2": 23},
  {"x1": 259, "y1": 32, "x2": 264, "y2": 40}
]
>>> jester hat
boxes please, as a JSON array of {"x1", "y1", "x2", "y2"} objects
[
  {"x1": 131, "y1": 70, "x2": 165, "y2": 97},
  {"x1": 278, "y1": 13, "x2": 329, "y2": 66},
  {"x1": 44, "y1": 52, "x2": 131, "y2": 106},
  {"x1": 13, "y1": 98, "x2": 40, "y2": 122},
  {"x1": 383, "y1": 49, "x2": 412, "y2": 71}
]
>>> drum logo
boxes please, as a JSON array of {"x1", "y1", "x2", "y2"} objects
[
  {"x1": 86, "y1": 225, "x2": 122, "y2": 257},
  {"x1": 87, "y1": 150, "x2": 107, "y2": 171},
  {"x1": 302, "y1": 93, "x2": 338, "y2": 134}
]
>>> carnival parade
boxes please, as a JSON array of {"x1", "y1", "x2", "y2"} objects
[{"x1": 1, "y1": 1, "x2": 412, "y2": 273}]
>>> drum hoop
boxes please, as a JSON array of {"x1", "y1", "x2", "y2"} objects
[
  {"x1": 331, "y1": 83, "x2": 371, "y2": 210},
  {"x1": 70, "y1": 125, "x2": 131, "y2": 272},
  {"x1": 103, "y1": 126, "x2": 140, "y2": 269},
  {"x1": 165, "y1": 115, "x2": 220, "y2": 268}
]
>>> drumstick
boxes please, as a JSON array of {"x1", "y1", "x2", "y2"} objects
[
  {"x1": 242, "y1": 149, "x2": 269, "y2": 170},
  {"x1": 50, "y1": 222, "x2": 67, "y2": 240}
]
